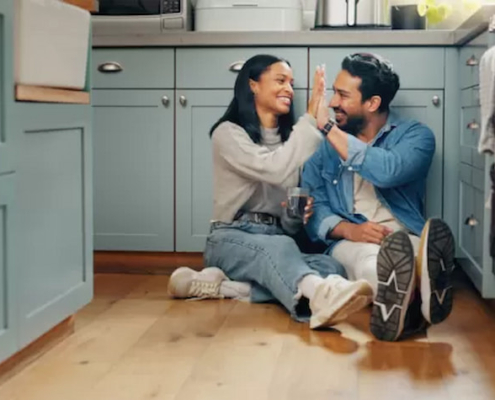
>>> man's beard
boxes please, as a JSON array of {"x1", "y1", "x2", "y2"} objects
[{"x1": 334, "y1": 109, "x2": 365, "y2": 136}]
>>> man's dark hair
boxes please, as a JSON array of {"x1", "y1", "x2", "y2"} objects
[{"x1": 341, "y1": 53, "x2": 400, "y2": 113}]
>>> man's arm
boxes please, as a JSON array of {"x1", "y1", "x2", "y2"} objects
[{"x1": 326, "y1": 121, "x2": 436, "y2": 189}]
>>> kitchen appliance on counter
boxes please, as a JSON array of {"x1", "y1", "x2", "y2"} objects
[
  {"x1": 314, "y1": 0, "x2": 391, "y2": 29},
  {"x1": 92, "y1": 0, "x2": 191, "y2": 35},
  {"x1": 194, "y1": 0, "x2": 303, "y2": 32}
]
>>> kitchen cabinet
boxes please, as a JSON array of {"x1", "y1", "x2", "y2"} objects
[
  {"x1": 0, "y1": 0, "x2": 15, "y2": 174},
  {"x1": 16, "y1": 103, "x2": 93, "y2": 347},
  {"x1": 175, "y1": 89, "x2": 309, "y2": 252},
  {"x1": 389, "y1": 90, "x2": 444, "y2": 220},
  {"x1": 91, "y1": 46, "x2": 449, "y2": 253},
  {"x1": 455, "y1": 29, "x2": 495, "y2": 298},
  {"x1": 0, "y1": 173, "x2": 17, "y2": 362},
  {"x1": 93, "y1": 90, "x2": 174, "y2": 251}
]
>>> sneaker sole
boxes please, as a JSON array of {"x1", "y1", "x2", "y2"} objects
[
  {"x1": 418, "y1": 219, "x2": 455, "y2": 324},
  {"x1": 371, "y1": 231, "x2": 415, "y2": 342}
]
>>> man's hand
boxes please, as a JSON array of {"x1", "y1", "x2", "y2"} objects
[{"x1": 331, "y1": 221, "x2": 392, "y2": 244}]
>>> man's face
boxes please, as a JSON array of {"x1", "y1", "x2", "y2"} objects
[{"x1": 328, "y1": 70, "x2": 368, "y2": 136}]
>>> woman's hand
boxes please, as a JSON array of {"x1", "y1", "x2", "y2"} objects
[
  {"x1": 281, "y1": 196, "x2": 314, "y2": 225},
  {"x1": 307, "y1": 66, "x2": 326, "y2": 118},
  {"x1": 316, "y1": 95, "x2": 330, "y2": 131},
  {"x1": 303, "y1": 196, "x2": 314, "y2": 224}
]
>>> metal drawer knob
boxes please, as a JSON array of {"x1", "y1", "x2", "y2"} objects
[
  {"x1": 465, "y1": 215, "x2": 478, "y2": 227},
  {"x1": 467, "y1": 120, "x2": 480, "y2": 130},
  {"x1": 466, "y1": 55, "x2": 478, "y2": 66},
  {"x1": 229, "y1": 61, "x2": 245, "y2": 73},
  {"x1": 162, "y1": 96, "x2": 170, "y2": 107},
  {"x1": 179, "y1": 95, "x2": 187, "y2": 106},
  {"x1": 432, "y1": 95, "x2": 441, "y2": 106},
  {"x1": 98, "y1": 62, "x2": 123, "y2": 73}
]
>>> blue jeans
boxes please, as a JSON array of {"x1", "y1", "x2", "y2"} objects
[{"x1": 203, "y1": 219, "x2": 347, "y2": 322}]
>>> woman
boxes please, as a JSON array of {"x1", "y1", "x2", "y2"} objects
[{"x1": 168, "y1": 55, "x2": 372, "y2": 328}]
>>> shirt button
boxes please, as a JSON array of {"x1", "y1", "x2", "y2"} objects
[
  {"x1": 348, "y1": 167, "x2": 353, "y2": 171},
  {"x1": 333, "y1": 180, "x2": 338, "y2": 185}
]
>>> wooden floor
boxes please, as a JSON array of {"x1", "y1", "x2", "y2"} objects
[{"x1": 2, "y1": 272, "x2": 495, "y2": 400}]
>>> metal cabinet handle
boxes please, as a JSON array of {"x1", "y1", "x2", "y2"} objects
[
  {"x1": 229, "y1": 61, "x2": 245, "y2": 73},
  {"x1": 467, "y1": 120, "x2": 480, "y2": 130},
  {"x1": 432, "y1": 95, "x2": 441, "y2": 106},
  {"x1": 162, "y1": 96, "x2": 169, "y2": 107},
  {"x1": 466, "y1": 55, "x2": 478, "y2": 66},
  {"x1": 465, "y1": 215, "x2": 478, "y2": 226},
  {"x1": 179, "y1": 95, "x2": 187, "y2": 106},
  {"x1": 98, "y1": 62, "x2": 123, "y2": 73}
]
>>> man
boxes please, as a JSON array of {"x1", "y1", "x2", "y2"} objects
[{"x1": 302, "y1": 53, "x2": 455, "y2": 342}]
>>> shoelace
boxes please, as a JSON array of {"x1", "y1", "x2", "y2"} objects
[{"x1": 189, "y1": 280, "x2": 224, "y2": 299}]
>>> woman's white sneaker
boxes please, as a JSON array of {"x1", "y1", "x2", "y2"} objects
[
  {"x1": 167, "y1": 266, "x2": 229, "y2": 299},
  {"x1": 309, "y1": 275, "x2": 373, "y2": 329}
]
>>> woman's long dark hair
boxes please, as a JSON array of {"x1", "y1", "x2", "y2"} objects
[{"x1": 209, "y1": 54, "x2": 296, "y2": 144}]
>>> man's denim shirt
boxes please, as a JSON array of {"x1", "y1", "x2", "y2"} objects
[{"x1": 301, "y1": 112, "x2": 436, "y2": 254}]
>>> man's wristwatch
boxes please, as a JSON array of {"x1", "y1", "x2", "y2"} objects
[{"x1": 320, "y1": 118, "x2": 337, "y2": 136}]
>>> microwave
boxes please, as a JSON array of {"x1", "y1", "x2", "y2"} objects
[{"x1": 92, "y1": 0, "x2": 192, "y2": 35}]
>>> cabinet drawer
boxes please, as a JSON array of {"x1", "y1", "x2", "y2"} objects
[
  {"x1": 460, "y1": 32, "x2": 487, "y2": 89},
  {"x1": 459, "y1": 180, "x2": 474, "y2": 260},
  {"x1": 472, "y1": 150, "x2": 486, "y2": 170},
  {"x1": 461, "y1": 106, "x2": 481, "y2": 148},
  {"x1": 461, "y1": 86, "x2": 480, "y2": 107},
  {"x1": 309, "y1": 47, "x2": 444, "y2": 89},
  {"x1": 93, "y1": 49, "x2": 174, "y2": 89},
  {"x1": 460, "y1": 145, "x2": 473, "y2": 166},
  {"x1": 472, "y1": 168, "x2": 485, "y2": 192},
  {"x1": 176, "y1": 48, "x2": 308, "y2": 89},
  {"x1": 460, "y1": 163, "x2": 472, "y2": 184}
]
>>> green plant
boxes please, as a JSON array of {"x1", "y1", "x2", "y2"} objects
[{"x1": 417, "y1": 0, "x2": 481, "y2": 25}]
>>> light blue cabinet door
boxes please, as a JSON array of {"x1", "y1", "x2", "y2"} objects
[
  {"x1": 0, "y1": 0, "x2": 14, "y2": 174},
  {"x1": 0, "y1": 173, "x2": 18, "y2": 363},
  {"x1": 390, "y1": 90, "x2": 444, "y2": 220},
  {"x1": 16, "y1": 104, "x2": 93, "y2": 348},
  {"x1": 175, "y1": 89, "x2": 308, "y2": 252},
  {"x1": 93, "y1": 90, "x2": 174, "y2": 251}
]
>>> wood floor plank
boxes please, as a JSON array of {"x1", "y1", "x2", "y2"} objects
[
  {"x1": 75, "y1": 274, "x2": 149, "y2": 330},
  {"x1": 0, "y1": 276, "x2": 172, "y2": 400},
  {"x1": 267, "y1": 316, "x2": 362, "y2": 400},
  {"x1": 173, "y1": 301, "x2": 292, "y2": 400},
  {"x1": 426, "y1": 288, "x2": 495, "y2": 400},
  {"x1": 2, "y1": 274, "x2": 495, "y2": 400},
  {"x1": 82, "y1": 299, "x2": 236, "y2": 400}
]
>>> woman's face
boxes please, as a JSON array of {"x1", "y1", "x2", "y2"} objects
[{"x1": 249, "y1": 61, "x2": 294, "y2": 116}]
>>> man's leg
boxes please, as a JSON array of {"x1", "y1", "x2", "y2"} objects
[
  {"x1": 416, "y1": 218, "x2": 455, "y2": 324},
  {"x1": 332, "y1": 232, "x2": 417, "y2": 342}
]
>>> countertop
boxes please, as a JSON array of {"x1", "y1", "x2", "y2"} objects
[{"x1": 92, "y1": 5, "x2": 495, "y2": 48}]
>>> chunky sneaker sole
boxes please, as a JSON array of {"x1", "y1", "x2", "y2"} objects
[
  {"x1": 418, "y1": 218, "x2": 455, "y2": 324},
  {"x1": 371, "y1": 231, "x2": 415, "y2": 342}
]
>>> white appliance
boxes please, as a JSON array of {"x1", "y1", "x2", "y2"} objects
[
  {"x1": 15, "y1": 0, "x2": 90, "y2": 90},
  {"x1": 194, "y1": 0, "x2": 303, "y2": 32}
]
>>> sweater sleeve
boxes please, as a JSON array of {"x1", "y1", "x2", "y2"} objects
[{"x1": 212, "y1": 114, "x2": 323, "y2": 187}]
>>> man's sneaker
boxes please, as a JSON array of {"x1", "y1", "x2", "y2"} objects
[
  {"x1": 309, "y1": 275, "x2": 373, "y2": 329},
  {"x1": 167, "y1": 266, "x2": 228, "y2": 299},
  {"x1": 371, "y1": 231, "x2": 416, "y2": 342},
  {"x1": 417, "y1": 218, "x2": 455, "y2": 324}
]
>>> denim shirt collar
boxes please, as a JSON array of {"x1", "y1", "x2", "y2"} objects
[{"x1": 368, "y1": 111, "x2": 400, "y2": 146}]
